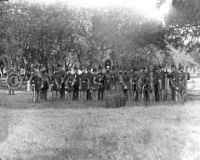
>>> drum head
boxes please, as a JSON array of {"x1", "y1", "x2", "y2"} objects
[{"x1": 7, "y1": 72, "x2": 22, "y2": 90}]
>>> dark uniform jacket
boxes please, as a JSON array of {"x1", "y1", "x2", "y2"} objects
[
  {"x1": 122, "y1": 73, "x2": 130, "y2": 89},
  {"x1": 0, "y1": 60, "x2": 4, "y2": 69},
  {"x1": 42, "y1": 73, "x2": 49, "y2": 90},
  {"x1": 104, "y1": 72, "x2": 112, "y2": 90},
  {"x1": 160, "y1": 70, "x2": 166, "y2": 89},
  {"x1": 131, "y1": 72, "x2": 138, "y2": 91},
  {"x1": 143, "y1": 72, "x2": 151, "y2": 92},
  {"x1": 153, "y1": 70, "x2": 161, "y2": 86},
  {"x1": 137, "y1": 72, "x2": 145, "y2": 89},
  {"x1": 87, "y1": 72, "x2": 93, "y2": 89},
  {"x1": 178, "y1": 71, "x2": 187, "y2": 92},
  {"x1": 80, "y1": 72, "x2": 89, "y2": 91},
  {"x1": 31, "y1": 75, "x2": 43, "y2": 91},
  {"x1": 168, "y1": 71, "x2": 179, "y2": 90},
  {"x1": 51, "y1": 73, "x2": 61, "y2": 91},
  {"x1": 65, "y1": 73, "x2": 74, "y2": 91},
  {"x1": 95, "y1": 72, "x2": 105, "y2": 89}
]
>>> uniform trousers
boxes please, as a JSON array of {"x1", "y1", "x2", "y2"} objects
[
  {"x1": 98, "y1": 88, "x2": 104, "y2": 100},
  {"x1": 73, "y1": 88, "x2": 79, "y2": 100}
]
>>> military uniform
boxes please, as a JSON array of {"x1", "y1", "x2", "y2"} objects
[
  {"x1": 163, "y1": 70, "x2": 169, "y2": 101},
  {"x1": 51, "y1": 71, "x2": 61, "y2": 101},
  {"x1": 31, "y1": 72, "x2": 43, "y2": 103},
  {"x1": 7, "y1": 67, "x2": 16, "y2": 95},
  {"x1": 95, "y1": 66, "x2": 105, "y2": 100},
  {"x1": 41, "y1": 71, "x2": 49, "y2": 101},
  {"x1": 65, "y1": 72, "x2": 74, "y2": 100},
  {"x1": 143, "y1": 68, "x2": 151, "y2": 102},
  {"x1": 149, "y1": 68, "x2": 155, "y2": 102},
  {"x1": 111, "y1": 67, "x2": 117, "y2": 91},
  {"x1": 91, "y1": 68, "x2": 98, "y2": 100},
  {"x1": 86, "y1": 67, "x2": 93, "y2": 100},
  {"x1": 0, "y1": 60, "x2": 4, "y2": 78},
  {"x1": 153, "y1": 66, "x2": 161, "y2": 102},
  {"x1": 78, "y1": 66, "x2": 83, "y2": 99},
  {"x1": 122, "y1": 71, "x2": 130, "y2": 99},
  {"x1": 131, "y1": 70, "x2": 138, "y2": 101},
  {"x1": 72, "y1": 67, "x2": 79, "y2": 100},
  {"x1": 160, "y1": 67, "x2": 166, "y2": 101},
  {"x1": 104, "y1": 70, "x2": 112, "y2": 95},
  {"x1": 137, "y1": 68, "x2": 145, "y2": 102},
  {"x1": 178, "y1": 64, "x2": 190, "y2": 103},
  {"x1": 168, "y1": 65, "x2": 179, "y2": 101},
  {"x1": 79, "y1": 69, "x2": 88, "y2": 100},
  {"x1": 59, "y1": 69, "x2": 66, "y2": 100}
]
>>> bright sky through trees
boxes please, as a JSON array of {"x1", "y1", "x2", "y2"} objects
[{"x1": 16, "y1": 0, "x2": 172, "y2": 24}]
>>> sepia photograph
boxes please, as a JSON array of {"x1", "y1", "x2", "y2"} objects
[{"x1": 0, "y1": 0, "x2": 200, "y2": 159}]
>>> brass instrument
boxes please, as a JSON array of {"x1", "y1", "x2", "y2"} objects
[
  {"x1": 95, "y1": 75, "x2": 103, "y2": 89},
  {"x1": 71, "y1": 74, "x2": 77, "y2": 86},
  {"x1": 54, "y1": 78, "x2": 61, "y2": 90},
  {"x1": 119, "y1": 75, "x2": 127, "y2": 89}
]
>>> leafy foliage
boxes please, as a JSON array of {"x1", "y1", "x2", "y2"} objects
[{"x1": 0, "y1": 0, "x2": 200, "y2": 70}]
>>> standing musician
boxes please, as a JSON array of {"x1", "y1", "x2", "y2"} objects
[
  {"x1": 94, "y1": 65, "x2": 105, "y2": 100},
  {"x1": 160, "y1": 65, "x2": 166, "y2": 101},
  {"x1": 163, "y1": 68, "x2": 170, "y2": 101},
  {"x1": 137, "y1": 68, "x2": 145, "y2": 102},
  {"x1": 119, "y1": 70, "x2": 128, "y2": 99},
  {"x1": 79, "y1": 67, "x2": 89, "y2": 100},
  {"x1": 86, "y1": 67, "x2": 93, "y2": 100},
  {"x1": 149, "y1": 66, "x2": 155, "y2": 102},
  {"x1": 130, "y1": 69, "x2": 138, "y2": 101},
  {"x1": 91, "y1": 67, "x2": 98, "y2": 100},
  {"x1": 153, "y1": 65, "x2": 161, "y2": 102},
  {"x1": 72, "y1": 66, "x2": 79, "y2": 100},
  {"x1": 128, "y1": 69, "x2": 133, "y2": 99},
  {"x1": 122, "y1": 70, "x2": 131, "y2": 100},
  {"x1": 177, "y1": 64, "x2": 190, "y2": 103},
  {"x1": 40, "y1": 70, "x2": 50, "y2": 101},
  {"x1": 157, "y1": 65, "x2": 163, "y2": 101},
  {"x1": 50, "y1": 70, "x2": 61, "y2": 102},
  {"x1": 104, "y1": 68, "x2": 112, "y2": 96},
  {"x1": 65, "y1": 70, "x2": 74, "y2": 100},
  {"x1": 30, "y1": 70, "x2": 43, "y2": 103},
  {"x1": 59, "y1": 67, "x2": 66, "y2": 100},
  {"x1": 7, "y1": 65, "x2": 16, "y2": 95},
  {"x1": 111, "y1": 66, "x2": 117, "y2": 91},
  {"x1": 168, "y1": 64, "x2": 179, "y2": 102},
  {"x1": 143, "y1": 67, "x2": 151, "y2": 103},
  {"x1": 104, "y1": 59, "x2": 112, "y2": 95},
  {"x1": 78, "y1": 66, "x2": 83, "y2": 99},
  {"x1": 0, "y1": 58, "x2": 4, "y2": 78}
]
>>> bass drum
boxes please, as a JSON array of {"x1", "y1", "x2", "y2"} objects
[{"x1": 7, "y1": 72, "x2": 22, "y2": 90}]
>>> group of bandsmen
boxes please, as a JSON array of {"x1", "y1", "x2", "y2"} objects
[{"x1": 30, "y1": 62, "x2": 190, "y2": 104}]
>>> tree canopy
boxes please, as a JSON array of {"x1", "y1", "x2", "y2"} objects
[{"x1": 0, "y1": 0, "x2": 199, "y2": 71}]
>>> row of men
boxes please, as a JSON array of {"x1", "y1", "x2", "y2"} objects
[{"x1": 30, "y1": 64, "x2": 190, "y2": 103}]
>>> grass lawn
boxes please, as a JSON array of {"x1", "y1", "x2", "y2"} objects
[{"x1": 0, "y1": 92, "x2": 200, "y2": 160}]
